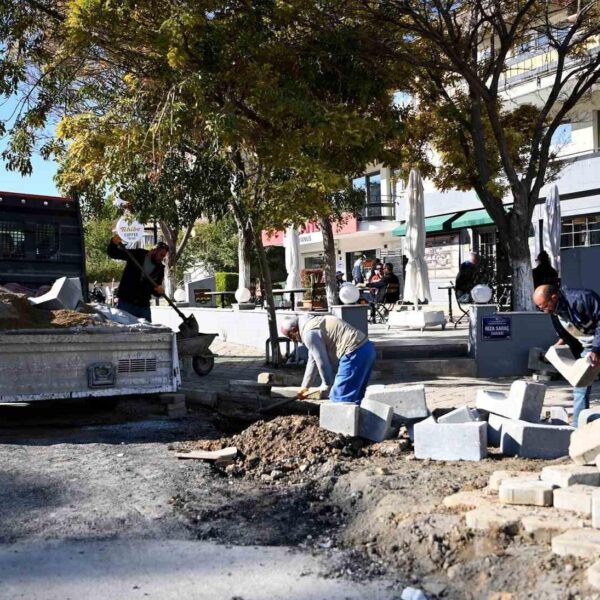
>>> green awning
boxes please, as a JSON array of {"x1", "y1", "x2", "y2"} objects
[
  {"x1": 392, "y1": 213, "x2": 456, "y2": 237},
  {"x1": 451, "y1": 208, "x2": 494, "y2": 229}
]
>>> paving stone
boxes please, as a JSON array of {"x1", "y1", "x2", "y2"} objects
[
  {"x1": 521, "y1": 512, "x2": 584, "y2": 544},
  {"x1": 437, "y1": 406, "x2": 480, "y2": 424},
  {"x1": 552, "y1": 528, "x2": 600, "y2": 558},
  {"x1": 364, "y1": 384, "x2": 428, "y2": 424},
  {"x1": 182, "y1": 388, "x2": 218, "y2": 408},
  {"x1": 587, "y1": 559, "x2": 600, "y2": 591},
  {"x1": 570, "y1": 420, "x2": 600, "y2": 465},
  {"x1": 442, "y1": 490, "x2": 493, "y2": 509},
  {"x1": 319, "y1": 402, "x2": 359, "y2": 436},
  {"x1": 488, "y1": 470, "x2": 540, "y2": 492},
  {"x1": 498, "y1": 479, "x2": 554, "y2": 507},
  {"x1": 528, "y1": 347, "x2": 559, "y2": 374},
  {"x1": 594, "y1": 490, "x2": 600, "y2": 529},
  {"x1": 549, "y1": 406, "x2": 570, "y2": 425},
  {"x1": 160, "y1": 393, "x2": 186, "y2": 405},
  {"x1": 578, "y1": 408, "x2": 600, "y2": 427},
  {"x1": 464, "y1": 505, "x2": 525, "y2": 534},
  {"x1": 553, "y1": 485, "x2": 596, "y2": 515},
  {"x1": 501, "y1": 419, "x2": 573, "y2": 459},
  {"x1": 414, "y1": 417, "x2": 487, "y2": 461},
  {"x1": 540, "y1": 465, "x2": 600, "y2": 488},
  {"x1": 475, "y1": 380, "x2": 546, "y2": 422},
  {"x1": 358, "y1": 398, "x2": 393, "y2": 442},
  {"x1": 229, "y1": 379, "x2": 271, "y2": 396},
  {"x1": 546, "y1": 345, "x2": 600, "y2": 388},
  {"x1": 487, "y1": 414, "x2": 511, "y2": 447},
  {"x1": 29, "y1": 276, "x2": 83, "y2": 310}
]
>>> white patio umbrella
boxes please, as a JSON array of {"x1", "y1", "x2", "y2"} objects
[
  {"x1": 284, "y1": 225, "x2": 302, "y2": 291},
  {"x1": 543, "y1": 184, "x2": 561, "y2": 276},
  {"x1": 403, "y1": 168, "x2": 432, "y2": 305}
]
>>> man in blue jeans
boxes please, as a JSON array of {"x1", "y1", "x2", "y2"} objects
[
  {"x1": 281, "y1": 314, "x2": 376, "y2": 404},
  {"x1": 533, "y1": 284, "x2": 600, "y2": 426}
]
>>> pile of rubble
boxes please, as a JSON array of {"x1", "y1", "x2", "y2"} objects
[
  {"x1": 185, "y1": 415, "x2": 369, "y2": 482},
  {"x1": 440, "y1": 419, "x2": 600, "y2": 590}
]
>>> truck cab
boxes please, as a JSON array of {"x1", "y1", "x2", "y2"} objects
[{"x1": 0, "y1": 191, "x2": 86, "y2": 294}]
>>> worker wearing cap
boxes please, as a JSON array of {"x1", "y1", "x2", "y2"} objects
[
  {"x1": 281, "y1": 314, "x2": 376, "y2": 403},
  {"x1": 107, "y1": 234, "x2": 169, "y2": 321}
]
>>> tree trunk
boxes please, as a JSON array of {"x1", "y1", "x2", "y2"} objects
[
  {"x1": 500, "y1": 214, "x2": 535, "y2": 311},
  {"x1": 159, "y1": 222, "x2": 177, "y2": 298},
  {"x1": 237, "y1": 222, "x2": 253, "y2": 290},
  {"x1": 319, "y1": 216, "x2": 339, "y2": 307},
  {"x1": 254, "y1": 231, "x2": 282, "y2": 366}
]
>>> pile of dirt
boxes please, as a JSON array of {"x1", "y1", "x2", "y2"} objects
[
  {"x1": 0, "y1": 288, "x2": 99, "y2": 330},
  {"x1": 185, "y1": 415, "x2": 376, "y2": 482}
]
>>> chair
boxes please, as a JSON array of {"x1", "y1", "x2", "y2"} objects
[
  {"x1": 370, "y1": 283, "x2": 400, "y2": 324},
  {"x1": 453, "y1": 285, "x2": 471, "y2": 329}
]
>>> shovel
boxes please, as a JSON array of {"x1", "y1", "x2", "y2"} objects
[{"x1": 118, "y1": 243, "x2": 199, "y2": 338}]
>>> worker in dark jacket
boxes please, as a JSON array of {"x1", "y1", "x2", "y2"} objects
[
  {"x1": 532, "y1": 251, "x2": 559, "y2": 288},
  {"x1": 107, "y1": 234, "x2": 169, "y2": 321},
  {"x1": 533, "y1": 284, "x2": 600, "y2": 426}
]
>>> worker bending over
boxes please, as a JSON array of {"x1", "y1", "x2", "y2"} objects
[{"x1": 281, "y1": 314, "x2": 376, "y2": 404}]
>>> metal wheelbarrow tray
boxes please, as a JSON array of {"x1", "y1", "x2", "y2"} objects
[
  {"x1": 177, "y1": 332, "x2": 218, "y2": 376},
  {"x1": 0, "y1": 325, "x2": 180, "y2": 403}
]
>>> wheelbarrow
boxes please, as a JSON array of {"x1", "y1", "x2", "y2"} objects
[{"x1": 178, "y1": 332, "x2": 218, "y2": 376}]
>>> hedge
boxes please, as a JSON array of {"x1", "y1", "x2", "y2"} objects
[{"x1": 215, "y1": 272, "x2": 238, "y2": 307}]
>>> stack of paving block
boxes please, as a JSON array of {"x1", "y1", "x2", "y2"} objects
[
  {"x1": 319, "y1": 384, "x2": 429, "y2": 442},
  {"x1": 476, "y1": 379, "x2": 574, "y2": 459}
]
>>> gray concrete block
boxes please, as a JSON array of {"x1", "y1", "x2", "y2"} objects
[
  {"x1": 569, "y1": 420, "x2": 600, "y2": 465},
  {"x1": 488, "y1": 470, "x2": 539, "y2": 491},
  {"x1": 364, "y1": 384, "x2": 428, "y2": 424},
  {"x1": 546, "y1": 345, "x2": 600, "y2": 388},
  {"x1": 29, "y1": 276, "x2": 83, "y2": 311},
  {"x1": 498, "y1": 479, "x2": 554, "y2": 506},
  {"x1": 229, "y1": 380, "x2": 271, "y2": 396},
  {"x1": 476, "y1": 380, "x2": 545, "y2": 422},
  {"x1": 319, "y1": 402, "x2": 359, "y2": 436},
  {"x1": 593, "y1": 489, "x2": 600, "y2": 529},
  {"x1": 358, "y1": 398, "x2": 393, "y2": 442},
  {"x1": 528, "y1": 346, "x2": 559, "y2": 374},
  {"x1": 541, "y1": 465, "x2": 600, "y2": 488},
  {"x1": 437, "y1": 406, "x2": 480, "y2": 424},
  {"x1": 501, "y1": 419, "x2": 574, "y2": 459},
  {"x1": 552, "y1": 529, "x2": 600, "y2": 558},
  {"x1": 414, "y1": 417, "x2": 487, "y2": 461},
  {"x1": 549, "y1": 406, "x2": 570, "y2": 425},
  {"x1": 579, "y1": 408, "x2": 600, "y2": 428},
  {"x1": 182, "y1": 388, "x2": 218, "y2": 408},
  {"x1": 487, "y1": 413, "x2": 511, "y2": 447},
  {"x1": 553, "y1": 485, "x2": 596, "y2": 515}
]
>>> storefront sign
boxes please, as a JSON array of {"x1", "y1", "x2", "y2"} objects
[
  {"x1": 115, "y1": 217, "x2": 144, "y2": 246},
  {"x1": 262, "y1": 215, "x2": 358, "y2": 247},
  {"x1": 481, "y1": 315, "x2": 512, "y2": 341}
]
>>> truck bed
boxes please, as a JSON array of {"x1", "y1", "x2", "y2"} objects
[{"x1": 0, "y1": 326, "x2": 179, "y2": 402}]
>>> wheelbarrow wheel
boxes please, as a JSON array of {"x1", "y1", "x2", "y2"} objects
[{"x1": 192, "y1": 354, "x2": 215, "y2": 376}]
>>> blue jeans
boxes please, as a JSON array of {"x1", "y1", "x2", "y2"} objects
[
  {"x1": 573, "y1": 348, "x2": 592, "y2": 427},
  {"x1": 117, "y1": 299, "x2": 152, "y2": 322},
  {"x1": 330, "y1": 341, "x2": 376, "y2": 405}
]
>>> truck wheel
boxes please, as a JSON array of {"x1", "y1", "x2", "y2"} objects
[{"x1": 192, "y1": 354, "x2": 215, "y2": 376}]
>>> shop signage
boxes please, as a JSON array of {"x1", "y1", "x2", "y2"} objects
[
  {"x1": 262, "y1": 215, "x2": 358, "y2": 247},
  {"x1": 481, "y1": 315, "x2": 512, "y2": 341}
]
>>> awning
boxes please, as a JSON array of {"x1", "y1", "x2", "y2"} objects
[
  {"x1": 451, "y1": 208, "x2": 494, "y2": 229},
  {"x1": 392, "y1": 213, "x2": 456, "y2": 237}
]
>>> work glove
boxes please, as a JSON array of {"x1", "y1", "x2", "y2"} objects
[{"x1": 154, "y1": 285, "x2": 165, "y2": 296}]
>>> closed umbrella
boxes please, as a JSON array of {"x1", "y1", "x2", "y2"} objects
[
  {"x1": 544, "y1": 184, "x2": 561, "y2": 276},
  {"x1": 403, "y1": 168, "x2": 432, "y2": 304},
  {"x1": 284, "y1": 226, "x2": 302, "y2": 291}
]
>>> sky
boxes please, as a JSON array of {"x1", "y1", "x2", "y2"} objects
[{"x1": 0, "y1": 95, "x2": 59, "y2": 196}]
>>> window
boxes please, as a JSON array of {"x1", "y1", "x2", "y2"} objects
[
  {"x1": 0, "y1": 222, "x2": 26, "y2": 259},
  {"x1": 551, "y1": 122, "x2": 572, "y2": 147},
  {"x1": 561, "y1": 214, "x2": 600, "y2": 248},
  {"x1": 353, "y1": 172, "x2": 381, "y2": 204}
]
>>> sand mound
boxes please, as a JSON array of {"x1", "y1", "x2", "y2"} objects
[{"x1": 0, "y1": 288, "x2": 98, "y2": 330}]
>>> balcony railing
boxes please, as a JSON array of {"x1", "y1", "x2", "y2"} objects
[{"x1": 358, "y1": 195, "x2": 396, "y2": 221}]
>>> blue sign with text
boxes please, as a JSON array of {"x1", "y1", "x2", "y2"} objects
[{"x1": 481, "y1": 315, "x2": 512, "y2": 341}]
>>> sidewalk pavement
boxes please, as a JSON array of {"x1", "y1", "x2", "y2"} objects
[{"x1": 184, "y1": 338, "x2": 600, "y2": 416}]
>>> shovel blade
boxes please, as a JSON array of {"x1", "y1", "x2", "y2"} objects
[{"x1": 178, "y1": 314, "x2": 199, "y2": 338}]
